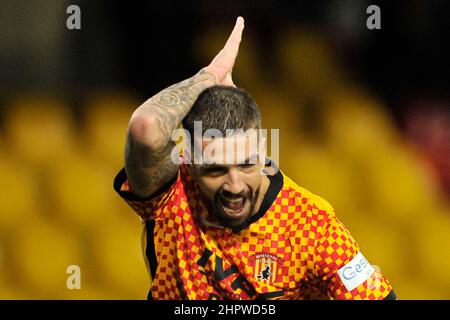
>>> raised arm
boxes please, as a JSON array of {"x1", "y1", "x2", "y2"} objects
[{"x1": 125, "y1": 17, "x2": 245, "y2": 198}]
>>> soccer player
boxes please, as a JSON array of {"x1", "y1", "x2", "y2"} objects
[{"x1": 114, "y1": 17, "x2": 396, "y2": 300}]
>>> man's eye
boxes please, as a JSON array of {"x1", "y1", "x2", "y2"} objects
[
  {"x1": 203, "y1": 168, "x2": 227, "y2": 176},
  {"x1": 240, "y1": 163, "x2": 255, "y2": 169}
]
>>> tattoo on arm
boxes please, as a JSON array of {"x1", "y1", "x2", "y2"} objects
[
  {"x1": 125, "y1": 138, "x2": 178, "y2": 197},
  {"x1": 125, "y1": 69, "x2": 216, "y2": 196},
  {"x1": 138, "y1": 69, "x2": 217, "y2": 146}
]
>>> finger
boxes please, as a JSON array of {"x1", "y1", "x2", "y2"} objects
[
  {"x1": 206, "y1": 17, "x2": 244, "y2": 80},
  {"x1": 222, "y1": 72, "x2": 235, "y2": 87},
  {"x1": 223, "y1": 16, "x2": 245, "y2": 54}
]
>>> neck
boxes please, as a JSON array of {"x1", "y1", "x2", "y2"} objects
[{"x1": 250, "y1": 168, "x2": 274, "y2": 216}]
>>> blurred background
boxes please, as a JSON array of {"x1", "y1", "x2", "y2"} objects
[{"x1": 0, "y1": 0, "x2": 449, "y2": 299}]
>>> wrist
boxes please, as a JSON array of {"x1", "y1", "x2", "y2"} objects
[{"x1": 198, "y1": 67, "x2": 219, "y2": 86}]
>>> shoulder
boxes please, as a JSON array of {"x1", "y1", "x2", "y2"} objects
[
  {"x1": 281, "y1": 171, "x2": 335, "y2": 214},
  {"x1": 113, "y1": 166, "x2": 188, "y2": 221}
]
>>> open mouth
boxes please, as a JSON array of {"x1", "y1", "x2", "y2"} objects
[{"x1": 219, "y1": 197, "x2": 247, "y2": 215}]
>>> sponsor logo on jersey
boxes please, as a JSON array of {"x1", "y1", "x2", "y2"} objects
[{"x1": 337, "y1": 252, "x2": 375, "y2": 291}]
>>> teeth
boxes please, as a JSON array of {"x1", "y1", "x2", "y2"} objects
[
  {"x1": 223, "y1": 198, "x2": 243, "y2": 203},
  {"x1": 221, "y1": 197, "x2": 245, "y2": 213}
]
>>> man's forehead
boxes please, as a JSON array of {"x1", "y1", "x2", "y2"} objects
[
  {"x1": 191, "y1": 133, "x2": 263, "y2": 165},
  {"x1": 197, "y1": 130, "x2": 259, "y2": 144},
  {"x1": 197, "y1": 152, "x2": 261, "y2": 167}
]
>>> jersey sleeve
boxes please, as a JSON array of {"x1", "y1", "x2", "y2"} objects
[
  {"x1": 113, "y1": 167, "x2": 180, "y2": 221},
  {"x1": 313, "y1": 205, "x2": 395, "y2": 300}
]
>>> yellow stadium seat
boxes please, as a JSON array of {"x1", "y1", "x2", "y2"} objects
[
  {"x1": 10, "y1": 220, "x2": 85, "y2": 298},
  {"x1": 321, "y1": 87, "x2": 441, "y2": 224},
  {"x1": 0, "y1": 157, "x2": 41, "y2": 228},
  {"x1": 282, "y1": 142, "x2": 357, "y2": 216},
  {"x1": 81, "y1": 92, "x2": 136, "y2": 168},
  {"x1": 254, "y1": 91, "x2": 305, "y2": 133},
  {"x1": 89, "y1": 216, "x2": 149, "y2": 299},
  {"x1": 413, "y1": 208, "x2": 450, "y2": 295},
  {"x1": 44, "y1": 153, "x2": 123, "y2": 231},
  {"x1": 322, "y1": 86, "x2": 398, "y2": 158},
  {"x1": 0, "y1": 285, "x2": 29, "y2": 300},
  {"x1": 4, "y1": 95, "x2": 77, "y2": 169},
  {"x1": 363, "y1": 143, "x2": 440, "y2": 224},
  {"x1": 274, "y1": 27, "x2": 341, "y2": 98},
  {"x1": 0, "y1": 236, "x2": 8, "y2": 288},
  {"x1": 60, "y1": 284, "x2": 112, "y2": 300},
  {"x1": 393, "y1": 275, "x2": 450, "y2": 299},
  {"x1": 344, "y1": 215, "x2": 410, "y2": 284}
]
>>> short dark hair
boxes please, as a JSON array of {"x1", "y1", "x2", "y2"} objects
[{"x1": 182, "y1": 85, "x2": 262, "y2": 137}]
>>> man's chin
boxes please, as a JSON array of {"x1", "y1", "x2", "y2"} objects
[
  {"x1": 214, "y1": 203, "x2": 253, "y2": 231},
  {"x1": 217, "y1": 216, "x2": 250, "y2": 231}
]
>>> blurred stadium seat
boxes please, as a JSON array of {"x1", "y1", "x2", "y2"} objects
[
  {"x1": 0, "y1": 93, "x2": 147, "y2": 299},
  {"x1": 322, "y1": 86, "x2": 399, "y2": 157},
  {"x1": 0, "y1": 23, "x2": 448, "y2": 300},
  {"x1": 0, "y1": 156, "x2": 41, "y2": 228},
  {"x1": 414, "y1": 207, "x2": 450, "y2": 295},
  {"x1": 344, "y1": 215, "x2": 410, "y2": 290},
  {"x1": 89, "y1": 217, "x2": 150, "y2": 299},
  {"x1": 81, "y1": 92, "x2": 138, "y2": 168},
  {"x1": 3, "y1": 94, "x2": 77, "y2": 169},
  {"x1": 44, "y1": 152, "x2": 122, "y2": 231},
  {"x1": 9, "y1": 220, "x2": 85, "y2": 298},
  {"x1": 275, "y1": 27, "x2": 341, "y2": 99}
]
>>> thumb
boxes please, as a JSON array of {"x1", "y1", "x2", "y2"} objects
[{"x1": 222, "y1": 71, "x2": 236, "y2": 87}]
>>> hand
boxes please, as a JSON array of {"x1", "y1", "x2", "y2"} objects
[{"x1": 204, "y1": 16, "x2": 244, "y2": 87}]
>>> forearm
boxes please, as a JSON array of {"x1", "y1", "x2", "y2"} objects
[
  {"x1": 129, "y1": 69, "x2": 217, "y2": 149},
  {"x1": 122, "y1": 17, "x2": 243, "y2": 198}
]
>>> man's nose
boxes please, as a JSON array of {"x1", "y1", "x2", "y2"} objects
[{"x1": 222, "y1": 169, "x2": 244, "y2": 195}]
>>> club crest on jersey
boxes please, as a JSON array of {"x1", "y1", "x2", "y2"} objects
[{"x1": 249, "y1": 253, "x2": 281, "y2": 284}]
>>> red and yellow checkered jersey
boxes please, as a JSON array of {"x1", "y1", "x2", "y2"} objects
[{"x1": 114, "y1": 162, "x2": 395, "y2": 300}]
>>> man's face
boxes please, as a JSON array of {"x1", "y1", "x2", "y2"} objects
[{"x1": 189, "y1": 132, "x2": 266, "y2": 230}]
